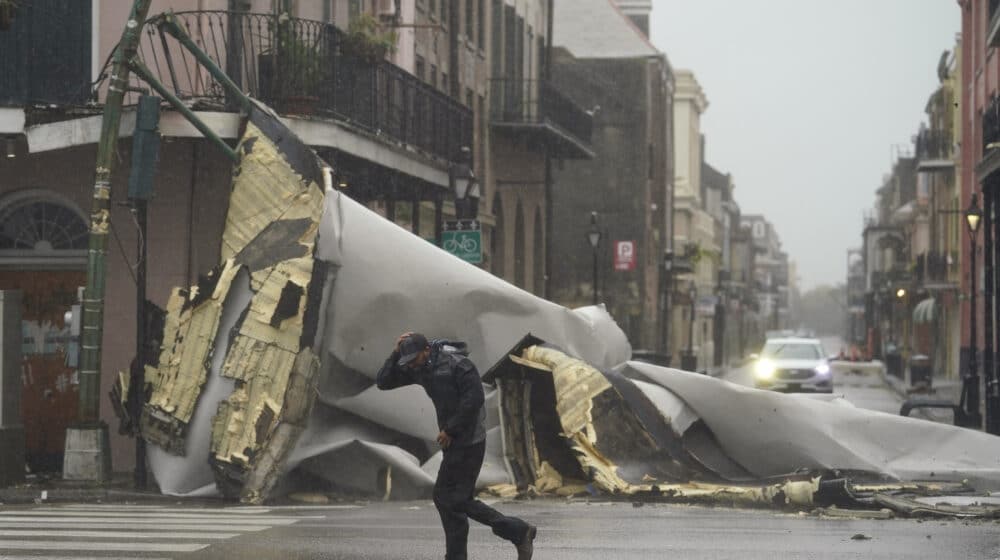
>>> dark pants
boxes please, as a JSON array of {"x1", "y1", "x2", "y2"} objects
[{"x1": 433, "y1": 440, "x2": 528, "y2": 560}]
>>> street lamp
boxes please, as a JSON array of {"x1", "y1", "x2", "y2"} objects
[
  {"x1": 964, "y1": 193, "x2": 983, "y2": 429},
  {"x1": 684, "y1": 283, "x2": 697, "y2": 371},
  {"x1": 450, "y1": 147, "x2": 479, "y2": 222},
  {"x1": 587, "y1": 212, "x2": 601, "y2": 305},
  {"x1": 663, "y1": 250, "x2": 674, "y2": 362}
]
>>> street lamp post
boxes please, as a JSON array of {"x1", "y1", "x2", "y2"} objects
[
  {"x1": 682, "y1": 283, "x2": 697, "y2": 371},
  {"x1": 450, "y1": 146, "x2": 479, "y2": 222},
  {"x1": 587, "y1": 212, "x2": 602, "y2": 305},
  {"x1": 965, "y1": 193, "x2": 983, "y2": 429},
  {"x1": 663, "y1": 250, "x2": 674, "y2": 362}
]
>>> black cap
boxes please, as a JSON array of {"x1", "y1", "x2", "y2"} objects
[{"x1": 397, "y1": 333, "x2": 429, "y2": 366}]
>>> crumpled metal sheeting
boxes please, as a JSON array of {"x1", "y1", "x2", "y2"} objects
[
  {"x1": 311, "y1": 191, "x2": 632, "y2": 385},
  {"x1": 141, "y1": 260, "x2": 241, "y2": 454},
  {"x1": 622, "y1": 361, "x2": 1000, "y2": 491},
  {"x1": 220, "y1": 128, "x2": 325, "y2": 265},
  {"x1": 204, "y1": 112, "x2": 326, "y2": 501}
]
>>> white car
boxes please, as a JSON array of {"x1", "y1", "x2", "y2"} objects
[{"x1": 752, "y1": 338, "x2": 833, "y2": 393}]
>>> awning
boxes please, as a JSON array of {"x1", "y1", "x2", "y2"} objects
[{"x1": 913, "y1": 297, "x2": 936, "y2": 324}]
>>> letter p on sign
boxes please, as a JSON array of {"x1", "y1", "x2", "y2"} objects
[{"x1": 614, "y1": 241, "x2": 636, "y2": 271}]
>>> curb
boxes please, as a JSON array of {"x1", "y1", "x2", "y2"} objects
[{"x1": 0, "y1": 484, "x2": 200, "y2": 505}]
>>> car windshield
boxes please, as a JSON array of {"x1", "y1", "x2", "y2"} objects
[{"x1": 761, "y1": 343, "x2": 822, "y2": 360}]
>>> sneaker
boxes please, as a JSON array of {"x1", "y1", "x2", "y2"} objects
[{"x1": 516, "y1": 525, "x2": 537, "y2": 560}]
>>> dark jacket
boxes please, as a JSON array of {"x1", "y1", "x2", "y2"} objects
[{"x1": 376, "y1": 340, "x2": 487, "y2": 448}]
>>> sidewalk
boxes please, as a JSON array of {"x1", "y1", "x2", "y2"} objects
[
  {"x1": 880, "y1": 369, "x2": 962, "y2": 424},
  {"x1": 0, "y1": 472, "x2": 185, "y2": 505}
]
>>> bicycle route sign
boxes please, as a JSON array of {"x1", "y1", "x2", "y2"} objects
[{"x1": 442, "y1": 229, "x2": 482, "y2": 264}]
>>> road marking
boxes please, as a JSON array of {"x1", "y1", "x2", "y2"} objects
[
  {"x1": 0, "y1": 557, "x2": 170, "y2": 560},
  {"x1": 0, "y1": 514, "x2": 300, "y2": 524},
  {"x1": 0, "y1": 522, "x2": 270, "y2": 531},
  {"x1": 0, "y1": 529, "x2": 239, "y2": 539},
  {"x1": 0, "y1": 541, "x2": 208, "y2": 552}
]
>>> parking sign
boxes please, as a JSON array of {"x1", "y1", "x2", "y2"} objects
[{"x1": 614, "y1": 241, "x2": 636, "y2": 271}]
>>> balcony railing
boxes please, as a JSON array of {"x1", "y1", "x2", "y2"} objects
[
  {"x1": 985, "y1": 95, "x2": 1000, "y2": 159},
  {"x1": 991, "y1": 0, "x2": 1000, "y2": 47},
  {"x1": 0, "y1": 0, "x2": 93, "y2": 106},
  {"x1": 915, "y1": 129, "x2": 953, "y2": 163},
  {"x1": 137, "y1": 11, "x2": 471, "y2": 163},
  {"x1": 915, "y1": 251, "x2": 954, "y2": 285},
  {"x1": 489, "y1": 78, "x2": 593, "y2": 154}
]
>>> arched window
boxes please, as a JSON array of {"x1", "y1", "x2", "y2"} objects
[
  {"x1": 514, "y1": 200, "x2": 525, "y2": 288},
  {"x1": 491, "y1": 193, "x2": 505, "y2": 278},
  {"x1": 533, "y1": 208, "x2": 543, "y2": 296},
  {"x1": 0, "y1": 191, "x2": 88, "y2": 268}
]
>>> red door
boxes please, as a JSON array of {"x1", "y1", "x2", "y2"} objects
[{"x1": 0, "y1": 270, "x2": 83, "y2": 472}]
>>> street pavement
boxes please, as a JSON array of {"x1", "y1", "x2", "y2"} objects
[
  {"x1": 0, "y1": 501, "x2": 998, "y2": 560},
  {"x1": 4, "y1": 335, "x2": 997, "y2": 559}
]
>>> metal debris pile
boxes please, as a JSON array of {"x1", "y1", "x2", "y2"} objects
[{"x1": 112, "y1": 101, "x2": 1000, "y2": 519}]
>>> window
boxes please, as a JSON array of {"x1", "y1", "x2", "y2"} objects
[
  {"x1": 761, "y1": 342, "x2": 822, "y2": 361},
  {"x1": 466, "y1": 0, "x2": 475, "y2": 40},
  {"x1": 429, "y1": 0, "x2": 436, "y2": 16},
  {"x1": 440, "y1": 0, "x2": 446, "y2": 22},
  {"x1": 415, "y1": 55, "x2": 426, "y2": 81},
  {"x1": 477, "y1": 0, "x2": 485, "y2": 50},
  {"x1": 430, "y1": 64, "x2": 438, "y2": 89},
  {"x1": 441, "y1": 71, "x2": 448, "y2": 93},
  {"x1": 466, "y1": 88, "x2": 474, "y2": 109}
]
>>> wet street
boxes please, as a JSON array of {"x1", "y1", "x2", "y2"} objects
[{"x1": 1, "y1": 501, "x2": 997, "y2": 560}]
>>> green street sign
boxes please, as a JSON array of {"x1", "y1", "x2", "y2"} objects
[{"x1": 442, "y1": 229, "x2": 482, "y2": 263}]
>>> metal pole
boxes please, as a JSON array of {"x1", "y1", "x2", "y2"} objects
[
  {"x1": 985, "y1": 186, "x2": 996, "y2": 433},
  {"x1": 128, "y1": 61, "x2": 240, "y2": 162},
  {"x1": 132, "y1": 200, "x2": 148, "y2": 489},
  {"x1": 968, "y1": 228, "x2": 983, "y2": 428},
  {"x1": 79, "y1": 0, "x2": 153, "y2": 425},
  {"x1": 592, "y1": 245, "x2": 598, "y2": 306}
]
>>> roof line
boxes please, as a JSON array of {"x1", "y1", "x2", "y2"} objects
[{"x1": 606, "y1": 0, "x2": 660, "y2": 54}]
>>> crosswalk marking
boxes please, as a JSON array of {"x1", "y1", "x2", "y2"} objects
[
  {"x1": 0, "y1": 522, "x2": 270, "y2": 531},
  {"x1": 0, "y1": 529, "x2": 240, "y2": 539},
  {"x1": 1, "y1": 510, "x2": 307, "y2": 521},
  {"x1": 0, "y1": 541, "x2": 208, "y2": 552},
  {"x1": 0, "y1": 503, "x2": 316, "y2": 558},
  {"x1": 0, "y1": 515, "x2": 297, "y2": 524},
  {"x1": 0, "y1": 556, "x2": 170, "y2": 560}
]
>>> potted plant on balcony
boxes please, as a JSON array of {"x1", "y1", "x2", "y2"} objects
[
  {"x1": 0, "y1": 0, "x2": 20, "y2": 31},
  {"x1": 258, "y1": 13, "x2": 329, "y2": 115},
  {"x1": 340, "y1": 13, "x2": 397, "y2": 62}
]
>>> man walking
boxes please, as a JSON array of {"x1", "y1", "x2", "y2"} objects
[{"x1": 377, "y1": 332, "x2": 537, "y2": 560}]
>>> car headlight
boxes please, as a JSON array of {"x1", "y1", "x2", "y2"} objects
[
  {"x1": 815, "y1": 363, "x2": 831, "y2": 375},
  {"x1": 755, "y1": 359, "x2": 776, "y2": 379}
]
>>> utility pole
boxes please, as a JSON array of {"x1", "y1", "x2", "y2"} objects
[{"x1": 66, "y1": 0, "x2": 153, "y2": 482}]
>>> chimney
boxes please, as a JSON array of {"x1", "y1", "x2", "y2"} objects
[{"x1": 613, "y1": 0, "x2": 653, "y2": 38}]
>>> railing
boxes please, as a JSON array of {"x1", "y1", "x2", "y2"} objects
[
  {"x1": 915, "y1": 129, "x2": 952, "y2": 161},
  {"x1": 983, "y1": 95, "x2": 1000, "y2": 158},
  {"x1": 915, "y1": 251, "x2": 952, "y2": 284},
  {"x1": 137, "y1": 11, "x2": 471, "y2": 163},
  {"x1": 0, "y1": 0, "x2": 93, "y2": 106},
  {"x1": 489, "y1": 78, "x2": 592, "y2": 145}
]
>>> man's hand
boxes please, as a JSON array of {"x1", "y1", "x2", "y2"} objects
[
  {"x1": 396, "y1": 332, "x2": 414, "y2": 353},
  {"x1": 436, "y1": 430, "x2": 452, "y2": 449}
]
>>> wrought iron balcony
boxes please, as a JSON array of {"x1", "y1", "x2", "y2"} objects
[
  {"x1": 0, "y1": 0, "x2": 93, "y2": 106},
  {"x1": 489, "y1": 78, "x2": 594, "y2": 159},
  {"x1": 985, "y1": 95, "x2": 1000, "y2": 161},
  {"x1": 915, "y1": 129, "x2": 954, "y2": 169},
  {"x1": 137, "y1": 11, "x2": 471, "y2": 164},
  {"x1": 915, "y1": 251, "x2": 954, "y2": 286},
  {"x1": 990, "y1": 0, "x2": 1000, "y2": 48}
]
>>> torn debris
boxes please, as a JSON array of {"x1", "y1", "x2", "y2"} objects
[{"x1": 126, "y1": 99, "x2": 1000, "y2": 519}]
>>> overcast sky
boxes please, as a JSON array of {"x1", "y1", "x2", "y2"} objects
[{"x1": 650, "y1": 0, "x2": 960, "y2": 290}]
